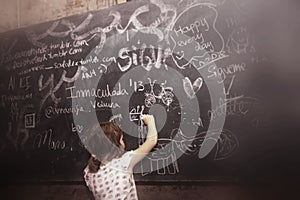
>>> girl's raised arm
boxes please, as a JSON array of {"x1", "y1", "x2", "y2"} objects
[{"x1": 128, "y1": 115, "x2": 158, "y2": 171}]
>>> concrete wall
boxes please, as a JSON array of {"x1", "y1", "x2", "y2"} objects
[{"x1": 0, "y1": 0, "x2": 126, "y2": 32}]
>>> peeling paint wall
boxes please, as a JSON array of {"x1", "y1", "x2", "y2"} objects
[{"x1": 0, "y1": 0, "x2": 126, "y2": 32}]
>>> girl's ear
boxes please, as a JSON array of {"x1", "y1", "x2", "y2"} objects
[{"x1": 113, "y1": 130, "x2": 118, "y2": 135}]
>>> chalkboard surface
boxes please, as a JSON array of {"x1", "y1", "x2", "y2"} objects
[{"x1": 1, "y1": 0, "x2": 300, "y2": 183}]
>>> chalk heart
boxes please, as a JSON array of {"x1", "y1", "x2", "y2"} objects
[{"x1": 183, "y1": 77, "x2": 203, "y2": 99}]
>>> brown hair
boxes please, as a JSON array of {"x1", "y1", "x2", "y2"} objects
[{"x1": 87, "y1": 121, "x2": 124, "y2": 173}]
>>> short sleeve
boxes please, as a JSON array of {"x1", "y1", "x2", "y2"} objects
[{"x1": 119, "y1": 150, "x2": 134, "y2": 170}]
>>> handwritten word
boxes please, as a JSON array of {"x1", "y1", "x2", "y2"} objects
[
  {"x1": 117, "y1": 44, "x2": 171, "y2": 72},
  {"x1": 71, "y1": 123, "x2": 84, "y2": 134},
  {"x1": 208, "y1": 96, "x2": 257, "y2": 120},
  {"x1": 207, "y1": 63, "x2": 246, "y2": 82},
  {"x1": 174, "y1": 19, "x2": 209, "y2": 36},
  {"x1": 66, "y1": 83, "x2": 128, "y2": 99},
  {"x1": 8, "y1": 76, "x2": 31, "y2": 91},
  {"x1": 32, "y1": 129, "x2": 66, "y2": 150},
  {"x1": 1, "y1": 93, "x2": 32, "y2": 103},
  {"x1": 49, "y1": 40, "x2": 71, "y2": 50},
  {"x1": 53, "y1": 59, "x2": 80, "y2": 69},
  {"x1": 81, "y1": 68, "x2": 97, "y2": 80},
  {"x1": 48, "y1": 49, "x2": 68, "y2": 59},
  {"x1": 18, "y1": 65, "x2": 45, "y2": 75},
  {"x1": 73, "y1": 40, "x2": 89, "y2": 47},
  {"x1": 90, "y1": 100, "x2": 120, "y2": 109},
  {"x1": 68, "y1": 47, "x2": 83, "y2": 55},
  {"x1": 176, "y1": 33, "x2": 204, "y2": 47},
  {"x1": 12, "y1": 54, "x2": 47, "y2": 70},
  {"x1": 45, "y1": 105, "x2": 85, "y2": 119},
  {"x1": 193, "y1": 51, "x2": 228, "y2": 70},
  {"x1": 173, "y1": 32, "x2": 215, "y2": 53},
  {"x1": 80, "y1": 55, "x2": 100, "y2": 65},
  {"x1": 196, "y1": 41, "x2": 214, "y2": 52},
  {"x1": 3, "y1": 46, "x2": 48, "y2": 65}
]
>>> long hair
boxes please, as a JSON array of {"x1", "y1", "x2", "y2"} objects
[{"x1": 87, "y1": 121, "x2": 124, "y2": 173}]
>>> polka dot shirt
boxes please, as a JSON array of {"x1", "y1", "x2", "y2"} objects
[{"x1": 83, "y1": 151, "x2": 138, "y2": 200}]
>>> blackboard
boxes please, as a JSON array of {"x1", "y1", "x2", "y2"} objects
[{"x1": 1, "y1": 0, "x2": 300, "y2": 183}]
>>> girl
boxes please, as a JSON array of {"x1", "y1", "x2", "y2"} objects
[{"x1": 83, "y1": 115, "x2": 158, "y2": 200}]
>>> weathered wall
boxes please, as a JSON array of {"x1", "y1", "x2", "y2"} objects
[{"x1": 0, "y1": 0, "x2": 126, "y2": 32}]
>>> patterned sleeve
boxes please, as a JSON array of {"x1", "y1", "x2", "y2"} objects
[{"x1": 83, "y1": 167, "x2": 91, "y2": 188}]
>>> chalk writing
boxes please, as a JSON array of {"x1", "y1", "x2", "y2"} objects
[
  {"x1": 81, "y1": 68, "x2": 97, "y2": 80},
  {"x1": 12, "y1": 54, "x2": 47, "y2": 70},
  {"x1": 171, "y1": 3, "x2": 225, "y2": 69},
  {"x1": 207, "y1": 63, "x2": 246, "y2": 83},
  {"x1": 174, "y1": 18, "x2": 210, "y2": 36},
  {"x1": 71, "y1": 123, "x2": 84, "y2": 134},
  {"x1": 129, "y1": 79, "x2": 145, "y2": 93},
  {"x1": 32, "y1": 129, "x2": 66, "y2": 150},
  {"x1": 90, "y1": 100, "x2": 121, "y2": 109},
  {"x1": 8, "y1": 76, "x2": 31, "y2": 91},
  {"x1": 66, "y1": 83, "x2": 128, "y2": 99},
  {"x1": 54, "y1": 59, "x2": 80, "y2": 69},
  {"x1": 117, "y1": 44, "x2": 171, "y2": 72},
  {"x1": 1, "y1": 93, "x2": 33, "y2": 103},
  {"x1": 208, "y1": 95, "x2": 258, "y2": 120},
  {"x1": 45, "y1": 105, "x2": 85, "y2": 119},
  {"x1": 193, "y1": 51, "x2": 228, "y2": 70},
  {"x1": 3, "y1": 46, "x2": 48, "y2": 66},
  {"x1": 38, "y1": 67, "x2": 81, "y2": 111},
  {"x1": 129, "y1": 105, "x2": 144, "y2": 121}
]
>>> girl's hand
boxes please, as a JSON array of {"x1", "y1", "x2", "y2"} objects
[
  {"x1": 141, "y1": 114, "x2": 155, "y2": 127},
  {"x1": 129, "y1": 114, "x2": 158, "y2": 170}
]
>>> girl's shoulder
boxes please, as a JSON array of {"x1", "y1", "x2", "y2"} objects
[
  {"x1": 84, "y1": 150, "x2": 134, "y2": 175},
  {"x1": 107, "y1": 150, "x2": 134, "y2": 171}
]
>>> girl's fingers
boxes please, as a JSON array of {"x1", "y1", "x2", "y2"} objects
[{"x1": 141, "y1": 114, "x2": 153, "y2": 125}]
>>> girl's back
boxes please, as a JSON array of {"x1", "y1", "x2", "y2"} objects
[
  {"x1": 83, "y1": 115, "x2": 158, "y2": 200},
  {"x1": 84, "y1": 151, "x2": 138, "y2": 200}
]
